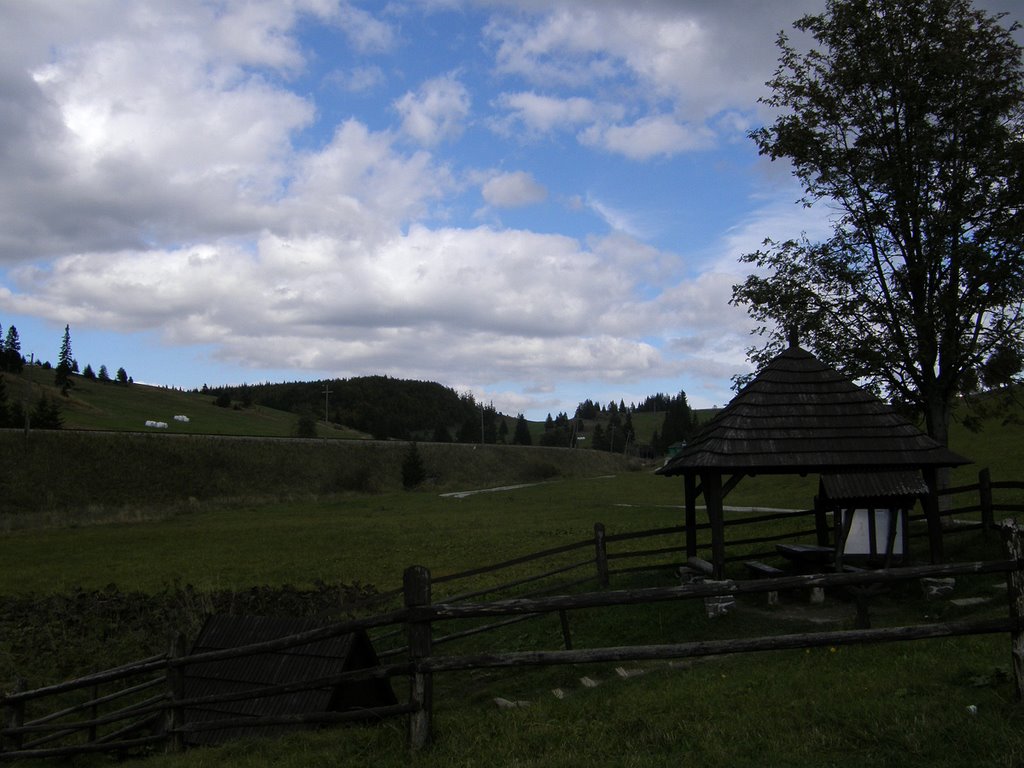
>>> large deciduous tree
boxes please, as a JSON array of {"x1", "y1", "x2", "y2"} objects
[{"x1": 732, "y1": 0, "x2": 1024, "y2": 446}]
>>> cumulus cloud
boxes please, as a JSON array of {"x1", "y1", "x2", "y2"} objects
[
  {"x1": 492, "y1": 91, "x2": 624, "y2": 136},
  {"x1": 334, "y1": 0, "x2": 397, "y2": 53},
  {"x1": 326, "y1": 65, "x2": 386, "y2": 93},
  {"x1": 0, "y1": 0, "x2": 847, "y2": 415},
  {"x1": 481, "y1": 171, "x2": 547, "y2": 208},
  {"x1": 484, "y1": 1, "x2": 828, "y2": 157},
  {"x1": 394, "y1": 73, "x2": 471, "y2": 146},
  {"x1": 4, "y1": 223, "x2": 673, "y2": 383},
  {"x1": 579, "y1": 114, "x2": 714, "y2": 159}
]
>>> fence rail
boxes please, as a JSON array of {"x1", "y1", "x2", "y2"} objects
[{"x1": 2, "y1": 469, "x2": 1022, "y2": 759}]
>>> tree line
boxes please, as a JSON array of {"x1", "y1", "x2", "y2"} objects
[
  {"x1": 0, "y1": 323, "x2": 135, "y2": 430},
  {"x1": 203, "y1": 376, "x2": 699, "y2": 455}
]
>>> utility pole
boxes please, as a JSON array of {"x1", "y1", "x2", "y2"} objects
[
  {"x1": 23, "y1": 353, "x2": 34, "y2": 436},
  {"x1": 322, "y1": 382, "x2": 333, "y2": 423}
]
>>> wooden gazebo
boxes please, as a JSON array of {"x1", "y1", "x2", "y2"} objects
[{"x1": 656, "y1": 344, "x2": 969, "y2": 578}]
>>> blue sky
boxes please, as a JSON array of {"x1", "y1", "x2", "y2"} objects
[{"x1": 1, "y1": 0, "x2": 1020, "y2": 419}]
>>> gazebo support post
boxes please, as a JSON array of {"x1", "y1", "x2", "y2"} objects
[
  {"x1": 702, "y1": 472, "x2": 726, "y2": 579},
  {"x1": 813, "y1": 494, "x2": 830, "y2": 548},
  {"x1": 684, "y1": 473, "x2": 698, "y2": 559}
]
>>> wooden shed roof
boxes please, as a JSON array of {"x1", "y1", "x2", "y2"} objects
[
  {"x1": 183, "y1": 615, "x2": 396, "y2": 746},
  {"x1": 820, "y1": 471, "x2": 930, "y2": 504},
  {"x1": 657, "y1": 345, "x2": 969, "y2": 476}
]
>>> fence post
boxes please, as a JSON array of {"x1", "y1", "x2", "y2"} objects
[
  {"x1": 813, "y1": 494, "x2": 831, "y2": 548},
  {"x1": 922, "y1": 467, "x2": 944, "y2": 564},
  {"x1": 684, "y1": 474, "x2": 698, "y2": 559},
  {"x1": 2, "y1": 679, "x2": 27, "y2": 753},
  {"x1": 594, "y1": 523, "x2": 609, "y2": 588},
  {"x1": 1002, "y1": 520, "x2": 1024, "y2": 701},
  {"x1": 558, "y1": 610, "x2": 573, "y2": 650},
  {"x1": 165, "y1": 633, "x2": 186, "y2": 754},
  {"x1": 88, "y1": 684, "x2": 99, "y2": 743},
  {"x1": 404, "y1": 565, "x2": 433, "y2": 751},
  {"x1": 979, "y1": 468, "x2": 994, "y2": 535}
]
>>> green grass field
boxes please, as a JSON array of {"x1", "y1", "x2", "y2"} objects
[
  {"x1": 1, "y1": 381, "x2": 1023, "y2": 766},
  {"x1": 5, "y1": 365, "x2": 367, "y2": 438}
]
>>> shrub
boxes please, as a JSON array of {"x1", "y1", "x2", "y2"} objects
[{"x1": 401, "y1": 442, "x2": 426, "y2": 489}]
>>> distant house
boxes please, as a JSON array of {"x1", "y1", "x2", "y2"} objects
[{"x1": 657, "y1": 343, "x2": 968, "y2": 577}]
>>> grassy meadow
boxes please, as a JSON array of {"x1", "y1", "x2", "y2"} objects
[
  {"x1": 5, "y1": 364, "x2": 366, "y2": 438},
  {"x1": 0, "y1": 386, "x2": 1023, "y2": 766}
]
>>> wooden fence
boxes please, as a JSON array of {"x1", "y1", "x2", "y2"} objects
[{"x1": 2, "y1": 471, "x2": 1023, "y2": 759}]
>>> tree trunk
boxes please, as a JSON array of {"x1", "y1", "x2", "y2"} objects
[
  {"x1": 923, "y1": 393, "x2": 953, "y2": 513},
  {"x1": 923, "y1": 391, "x2": 952, "y2": 448}
]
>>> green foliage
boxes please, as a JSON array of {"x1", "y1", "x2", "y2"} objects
[
  {"x1": 211, "y1": 376, "x2": 480, "y2": 440},
  {"x1": 736, "y1": 0, "x2": 1024, "y2": 445},
  {"x1": 1, "y1": 325, "x2": 23, "y2": 374},
  {"x1": 656, "y1": 390, "x2": 697, "y2": 453},
  {"x1": 0, "y1": 431, "x2": 633, "y2": 522},
  {"x1": 0, "y1": 408, "x2": 1022, "y2": 766},
  {"x1": 1, "y1": 467, "x2": 1022, "y2": 767},
  {"x1": 294, "y1": 412, "x2": 318, "y2": 438},
  {"x1": 513, "y1": 413, "x2": 532, "y2": 446},
  {"x1": 54, "y1": 324, "x2": 73, "y2": 394},
  {"x1": 401, "y1": 441, "x2": 426, "y2": 489},
  {"x1": 29, "y1": 393, "x2": 63, "y2": 429}
]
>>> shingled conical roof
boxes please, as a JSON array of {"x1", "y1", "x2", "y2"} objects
[{"x1": 658, "y1": 345, "x2": 968, "y2": 476}]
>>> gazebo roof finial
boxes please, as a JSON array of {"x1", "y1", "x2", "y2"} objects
[{"x1": 786, "y1": 324, "x2": 800, "y2": 349}]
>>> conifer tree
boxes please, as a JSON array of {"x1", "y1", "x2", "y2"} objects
[
  {"x1": 55, "y1": 325, "x2": 73, "y2": 395},
  {"x1": 513, "y1": 414, "x2": 532, "y2": 446}
]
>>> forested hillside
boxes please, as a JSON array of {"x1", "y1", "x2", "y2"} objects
[{"x1": 205, "y1": 377, "x2": 481, "y2": 441}]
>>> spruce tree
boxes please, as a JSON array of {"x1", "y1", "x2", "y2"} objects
[
  {"x1": 401, "y1": 442, "x2": 426, "y2": 489},
  {"x1": 513, "y1": 414, "x2": 532, "y2": 446},
  {"x1": 2, "y1": 326, "x2": 22, "y2": 373},
  {"x1": 55, "y1": 325, "x2": 73, "y2": 394}
]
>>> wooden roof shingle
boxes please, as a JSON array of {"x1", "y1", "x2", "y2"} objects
[
  {"x1": 183, "y1": 615, "x2": 396, "y2": 746},
  {"x1": 657, "y1": 345, "x2": 969, "y2": 476}
]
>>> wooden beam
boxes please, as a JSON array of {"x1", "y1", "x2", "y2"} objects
[
  {"x1": 922, "y1": 467, "x2": 944, "y2": 563},
  {"x1": 1001, "y1": 521, "x2": 1024, "y2": 701},
  {"x1": 702, "y1": 472, "x2": 726, "y2": 579},
  {"x1": 684, "y1": 473, "x2": 698, "y2": 559},
  {"x1": 404, "y1": 566, "x2": 433, "y2": 752},
  {"x1": 722, "y1": 473, "x2": 745, "y2": 499}
]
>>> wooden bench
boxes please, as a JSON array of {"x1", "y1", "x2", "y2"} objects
[
  {"x1": 776, "y1": 543, "x2": 834, "y2": 567},
  {"x1": 676, "y1": 556, "x2": 715, "y2": 584},
  {"x1": 744, "y1": 560, "x2": 785, "y2": 578},
  {"x1": 686, "y1": 556, "x2": 715, "y2": 576},
  {"x1": 743, "y1": 560, "x2": 785, "y2": 605}
]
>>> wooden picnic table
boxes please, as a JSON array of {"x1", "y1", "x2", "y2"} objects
[{"x1": 776, "y1": 543, "x2": 835, "y2": 567}]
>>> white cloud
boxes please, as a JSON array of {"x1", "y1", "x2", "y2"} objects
[
  {"x1": 584, "y1": 197, "x2": 647, "y2": 239},
  {"x1": 481, "y1": 171, "x2": 547, "y2": 208},
  {"x1": 283, "y1": 119, "x2": 448, "y2": 239},
  {"x1": 0, "y1": 0, "x2": 849, "y2": 416},
  {"x1": 335, "y1": 0, "x2": 397, "y2": 53},
  {"x1": 326, "y1": 65, "x2": 386, "y2": 93},
  {"x1": 0, "y1": 1, "x2": 319, "y2": 262},
  {"x1": 492, "y1": 91, "x2": 623, "y2": 136},
  {"x1": 579, "y1": 115, "x2": 714, "y2": 159},
  {"x1": 394, "y1": 73, "x2": 471, "y2": 146},
  {"x1": 482, "y1": 1, "x2": 825, "y2": 156}
]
